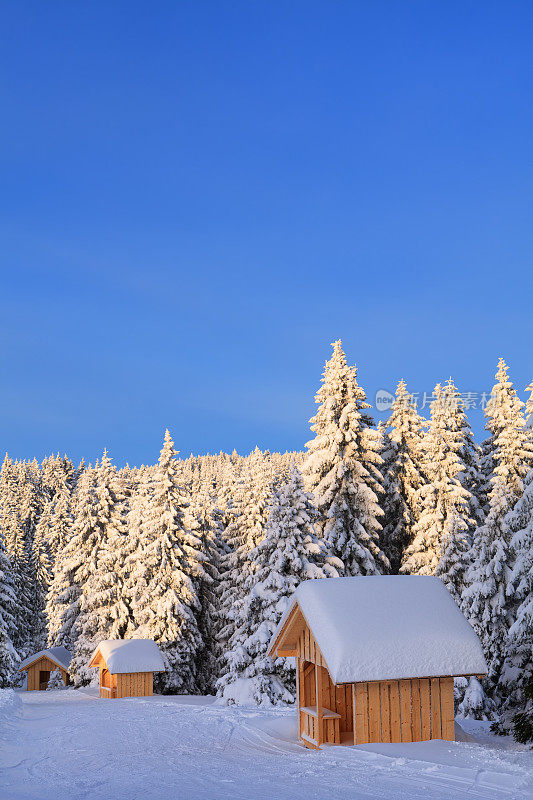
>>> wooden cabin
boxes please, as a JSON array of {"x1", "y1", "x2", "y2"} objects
[
  {"x1": 268, "y1": 576, "x2": 487, "y2": 750},
  {"x1": 19, "y1": 647, "x2": 71, "y2": 690},
  {"x1": 89, "y1": 639, "x2": 165, "y2": 699}
]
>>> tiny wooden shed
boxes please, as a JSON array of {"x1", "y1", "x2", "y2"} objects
[
  {"x1": 89, "y1": 639, "x2": 165, "y2": 699},
  {"x1": 268, "y1": 577, "x2": 487, "y2": 749},
  {"x1": 19, "y1": 647, "x2": 71, "y2": 690}
]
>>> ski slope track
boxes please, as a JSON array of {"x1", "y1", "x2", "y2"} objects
[{"x1": 1, "y1": 689, "x2": 532, "y2": 800}]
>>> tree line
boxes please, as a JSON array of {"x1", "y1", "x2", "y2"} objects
[{"x1": 0, "y1": 341, "x2": 532, "y2": 742}]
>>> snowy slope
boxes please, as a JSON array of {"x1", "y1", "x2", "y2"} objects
[
  {"x1": 1, "y1": 689, "x2": 532, "y2": 800},
  {"x1": 272, "y1": 576, "x2": 487, "y2": 683}
]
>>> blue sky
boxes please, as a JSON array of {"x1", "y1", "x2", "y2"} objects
[{"x1": 1, "y1": 1, "x2": 532, "y2": 466}]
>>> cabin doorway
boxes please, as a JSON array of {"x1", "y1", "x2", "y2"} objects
[{"x1": 39, "y1": 670, "x2": 50, "y2": 690}]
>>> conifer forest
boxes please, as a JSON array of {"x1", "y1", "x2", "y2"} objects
[{"x1": 1, "y1": 340, "x2": 532, "y2": 744}]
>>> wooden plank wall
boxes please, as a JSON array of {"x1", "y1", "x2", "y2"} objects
[
  {"x1": 116, "y1": 672, "x2": 153, "y2": 698},
  {"x1": 321, "y1": 667, "x2": 353, "y2": 735},
  {"x1": 99, "y1": 668, "x2": 153, "y2": 699},
  {"x1": 297, "y1": 627, "x2": 326, "y2": 668},
  {"x1": 354, "y1": 677, "x2": 454, "y2": 744}
]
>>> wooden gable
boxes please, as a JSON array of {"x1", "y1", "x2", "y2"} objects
[
  {"x1": 21, "y1": 655, "x2": 68, "y2": 691},
  {"x1": 88, "y1": 648, "x2": 105, "y2": 669},
  {"x1": 269, "y1": 601, "x2": 331, "y2": 672}
]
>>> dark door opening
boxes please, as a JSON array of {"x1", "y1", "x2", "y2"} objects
[{"x1": 39, "y1": 670, "x2": 50, "y2": 690}]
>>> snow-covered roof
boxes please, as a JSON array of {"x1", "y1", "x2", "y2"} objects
[
  {"x1": 19, "y1": 646, "x2": 71, "y2": 672},
  {"x1": 269, "y1": 577, "x2": 487, "y2": 684},
  {"x1": 89, "y1": 639, "x2": 165, "y2": 674}
]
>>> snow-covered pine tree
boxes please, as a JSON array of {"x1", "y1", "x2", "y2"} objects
[
  {"x1": 0, "y1": 458, "x2": 34, "y2": 658},
  {"x1": 496, "y1": 468, "x2": 533, "y2": 736},
  {"x1": 479, "y1": 359, "x2": 533, "y2": 515},
  {"x1": 400, "y1": 383, "x2": 475, "y2": 600},
  {"x1": 217, "y1": 453, "x2": 276, "y2": 665},
  {"x1": 0, "y1": 531, "x2": 18, "y2": 686},
  {"x1": 30, "y1": 499, "x2": 54, "y2": 651},
  {"x1": 122, "y1": 470, "x2": 153, "y2": 636},
  {"x1": 217, "y1": 467, "x2": 340, "y2": 705},
  {"x1": 462, "y1": 359, "x2": 533, "y2": 701},
  {"x1": 70, "y1": 452, "x2": 131, "y2": 685},
  {"x1": 302, "y1": 340, "x2": 388, "y2": 576},
  {"x1": 45, "y1": 667, "x2": 65, "y2": 690},
  {"x1": 45, "y1": 466, "x2": 100, "y2": 650},
  {"x1": 526, "y1": 380, "x2": 533, "y2": 430},
  {"x1": 47, "y1": 474, "x2": 74, "y2": 564},
  {"x1": 130, "y1": 430, "x2": 206, "y2": 694},
  {"x1": 434, "y1": 379, "x2": 484, "y2": 601},
  {"x1": 511, "y1": 678, "x2": 533, "y2": 743},
  {"x1": 184, "y1": 477, "x2": 228, "y2": 695},
  {"x1": 380, "y1": 380, "x2": 426, "y2": 573}
]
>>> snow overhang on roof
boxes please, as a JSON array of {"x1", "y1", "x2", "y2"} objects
[
  {"x1": 19, "y1": 646, "x2": 71, "y2": 672},
  {"x1": 89, "y1": 639, "x2": 166, "y2": 674},
  {"x1": 268, "y1": 576, "x2": 488, "y2": 684}
]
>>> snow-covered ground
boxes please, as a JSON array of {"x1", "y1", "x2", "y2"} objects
[{"x1": 1, "y1": 689, "x2": 532, "y2": 800}]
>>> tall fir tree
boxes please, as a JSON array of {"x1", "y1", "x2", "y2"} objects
[
  {"x1": 30, "y1": 499, "x2": 54, "y2": 651},
  {"x1": 462, "y1": 359, "x2": 533, "y2": 697},
  {"x1": 496, "y1": 468, "x2": 533, "y2": 737},
  {"x1": 70, "y1": 453, "x2": 131, "y2": 685},
  {"x1": 217, "y1": 454, "x2": 275, "y2": 663},
  {"x1": 129, "y1": 430, "x2": 206, "y2": 694},
  {"x1": 0, "y1": 532, "x2": 18, "y2": 686},
  {"x1": 434, "y1": 379, "x2": 484, "y2": 601},
  {"x1": 1, "y1": 458, "x2": 34, "y2": 658},
  {"x1": 380, "y1": 380, "x2": 426, "y2": 573},
  {"x1": 45, "y1": 466, "x2": 100, "y2": 650},
  {"x1": 302, "y1": 340, "x2": 388, "y2": 576},
  {"x1": 184, "y1": 478, "x2": 228, "y2": 695},
  {"x1": 217, "y1": 467, "x2": 339, "y2": 704},
  {"x1": 400, "y1": 383, "x2": 476, "y2": 601},
  {"x1": 525, "y1": 380, "x2": 533, "y2": 429}
]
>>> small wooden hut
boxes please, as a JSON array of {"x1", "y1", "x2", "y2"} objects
[
  {"x1": 268, "y1": 576, "x2": 487, "y2": 749},
  {"x1": 89, "y1": 639, "x2": 165, "y2": 699},
  {"x1": 19, "y1": 647, "x2": 71, "y2": 690}
]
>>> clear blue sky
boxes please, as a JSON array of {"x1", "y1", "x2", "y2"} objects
[{"x1": 1, "y1": 1, "x2": 532, "y2": 466}]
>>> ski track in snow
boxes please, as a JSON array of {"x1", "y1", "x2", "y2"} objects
[{"x1": 1, "y1": 689, "x2": 532, "y2": 800}]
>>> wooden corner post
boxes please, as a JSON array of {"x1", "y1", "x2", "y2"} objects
[{"x1": 315, "y1": 664, "x2": 323, "y2": 747}]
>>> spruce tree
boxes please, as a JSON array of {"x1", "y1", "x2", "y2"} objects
[
  {"x1": 302, "y1": 340, "x2": 388, "y2": 576},
  {"x1": 70, "y1": 453, "x2": 131, "y2": 685},
  {"x1": 462, "y1": 359, "x2": 532, "y2": 697},
  {"x1": 217, "y1": 455, "x2": 275, "y2": 661},
  {"x1": 380, "y1": 380, "x2": 426, "y2": 573},
  {"x1": 185, "y1": 479, "x2": 228, "y2": 695},
  {"x1": 526, "y1": 380, "x2": 533, "y2": 429},
  {"x1": 497, "y1": 468, "x2": 533, "y2": 734},
  {"x1": 1, "y1": 460, "x2": 34, "y2": 658},
  {"x1": 130, "y1": 430, "x2": 206, "y2": 694},
  {"x1": 400, "y1": 383, "x2": 475, "y2": 600},
  {"x1": 0, "y1": 532, "x2": 18, "y2": 686},
  {"x1": 30, "y1": 499, "x2": 54, "y2": 651},
  {"x1": 45, "y1": 466, "x2": 100, "y2": 650},
  {"x1": 217, "y1": 467, "x2": 339, "y2": 704},
  {"x1": 479, "y1": 359, "x2": 532, "y2": 510},
  {"x1": 46, "y1": 667, "x2": 66, "y2": 690}
]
